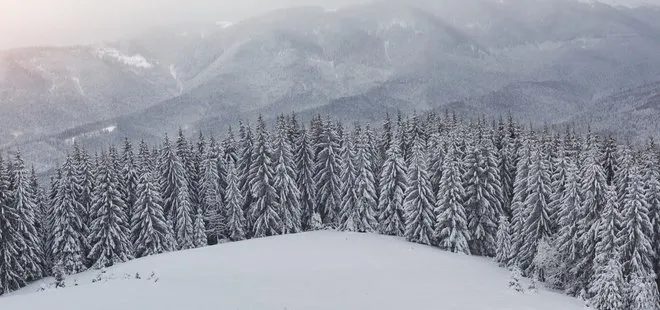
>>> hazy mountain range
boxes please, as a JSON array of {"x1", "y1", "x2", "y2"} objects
[{"x1": 2, "y1": 0, "x2": 660, "y2": 171}]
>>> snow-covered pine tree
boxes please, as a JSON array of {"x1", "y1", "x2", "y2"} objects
[
  {"x1": 434, "y1": 146, "x2": 470, "y2": 254},
  {"x1": 555, "y1": 156, "x2": 582, "y2": 292},
  {"x1": 272, "y1": 116, "x2": 302, "y2": 234},
  {"x1": 294, "y1": 126, "x2": 317, "y2": 230},
  {"x1": 641, "y1": 140, "x2": 660, "y2": 287},
  {"x1": 354, "y1": 126, "x2": 379, "y2": 232},
  {"x1": 192, "y1": 210, "x2": 207, "y2": 248},
  {"x1": 200, "y1": 140, "x2": 223, "y2": 243},
  {"x1": 403, "y1": 139, "x2": 435, "y2": 245},
  {"x1": 618, "y1": 163, "x2": 655, "y2": 277},
  {"x1": 249, "y1": 116, "x2": 282, "y2": 238},
  {"x1": 628, "y1": 269, "x2": 660, "y2": 310},
  {"x1": 601, "y1": 135, "x2": 618, "y2": 186},
  {"x1": 496, "y1": 215, "x2": 512, "y2": 267},
  {"x1": 314, "y1": 117, "x2": 343, "y2": 226},
  {"x1": 464, "y1": 137, "x2": 503, "y2": 257},
  {"x1": 11, "y1": 152, "x2": 43, "y2": 281},
  {"x1": 519, "y1": 146, "x2": 553, "y2": 273},
  {"x1": 339, "y1": 129, "x2": 359, "y2": 232},
  {"x1": 0, "y1": 155, "x2": 26, "y2": 294},
  {"x1": 159, "y1": 136, "x2": 194, "y2": 250},
  {"x1": 378, "y1": 130, "x2": 408, "y2": 236},
  {"x1": 177, "y1": 130, "x2": 201, "y2": 229},
  {"x1": 50, "y1": 155, "x2": 87, "y2": 275},
  {"x1": 573, "y1": 140, "x2": 608, "y2": 295},
  {"x1": 224, "y1": 162, "x2": 246, "y2": 241},
  {"x1": 72, "y1": 143, "x2": 93, "y2": 264},
  {"x1": 30, "y1": 167, "x2": 50, "y2": 275},
  {"x1": 548, "y1": 144, "x2": 569, "y2": 234},
  {"x1": 588, "y1": 186, "x2": 625, "y2": 310},
  {"x1": 223, "y1": 126, "x2": 238, "y2": 166},
  {"x1": 121, "y1": 138, "x2": 140, "y2": 234},
  {"x1": 237, "y1": 122, "x2": 255, "y2": 231},
  {"x1": 510, "y1": 137, "x2": 532, "y2": 257},
  {"x1": 87, "y1": 154, "x2": 133, "y2": 268},
  {"x1": 132, "y1": 171, "x2": 172, "y2": 258}
]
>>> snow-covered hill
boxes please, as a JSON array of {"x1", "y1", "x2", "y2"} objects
[{"x1": 1, "y1": 231, "x2": 584, "y2": 310}]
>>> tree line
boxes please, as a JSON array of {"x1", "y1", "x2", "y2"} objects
[{"x1": 0, "y1": 112, "x2": 659, "y2": 309}]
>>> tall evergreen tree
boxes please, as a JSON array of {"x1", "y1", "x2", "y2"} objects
[
  {"x1": 272, "y1": 117, "x2": 302, "y2": 234},
  {"x1": 434, "y1": 146, "x2": 470, "y2": 254},
  {"x1": 314, "y1": 118, "x2": 343, "y2": 225},
  {"x1": 249, "y1": 116, "x2": 282, "y2": 238},
  {"x1": 495, "y1": 215, "x2": 512, "y2": 267},
  {"x1": 294, "y1": 127, "x2": 317, "y2": 230},
  {"x1": 354, "y1": 127, "x2": 379, "y2": 232},
  {"x1": 0, "y1": 156, "x2": 25, "y2": 293},
  {"x1": 403, "y1": 140, "x2": 435, "y2": 245},
  {"x1": 132, "y1": 171, "x2": 173, "y2": 258},
  {"x1": 225, "y1": 162, "x2": 246, "y2": 241},
  {"x1": 88, "y1": 154, "x2": 132, "y2": 268},
  {"x1": 159, "y1": 136, "x2": 194, "y2": 249},
  {"x1": 378, "y1": 131, "x2": 408, "y2": 236},
  {"x1": 339, "y1": 132, "x2": 359, "y2": 232}
]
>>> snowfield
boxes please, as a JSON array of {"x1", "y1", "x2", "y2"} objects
[{"x1": 1, "y1": 231, "x2": 584, "y2": 310}]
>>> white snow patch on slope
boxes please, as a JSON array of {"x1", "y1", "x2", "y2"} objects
[
  {"x1": 378, "y1": 19, "x2": 415, "y2": 32},
  {"x1": 94, "y1": 48, "x2": 153, "y2": 69},
  {"x1": 215, "y1": 21, "x2": 234, "y2": 28},
  {"x1": 70, "y1": 77, "x2": 85, "y2": 96},
  {"x1": 169, "y1": 64, "x2": 183, "y2": 94},
  {"x1": 2, "y1": 231, "x2": 585, "y2": 310}
]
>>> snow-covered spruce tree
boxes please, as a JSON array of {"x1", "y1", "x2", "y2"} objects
[
  {"x1": 354, "y1": 126, "x2": 379, "y2": 233},
  {"x1": 131, "y1": 171, "x2": 173, "y2": 258},
  {"x1": 641, "y1": 140, "x2": 660, "y2": 286},
  {"x1": 11, "y1": 152, "x2": 43, "y2": 281},
  {"x1": 0, "y1": 155, "x2": 26, "y2": 294},
  {"x1": 614, "y1": 146, "x2": 634, "y2": 206},
  {"x1": 548, "y1": 144, "x2": 570, "y2": 234},
  {"x1": 199, "y1": 140, "x2": 223, "y2": 243},
  {"x1": 403, "y1": 139, "x2": 435, "y2": 245},
  {"x1": 339, "y1": 130, "x2": 359, "y2": 232},
  {"x1": 237, "y1": 122, "x2": 255, "y2": 231},
  {"x1": 121, "y1": 139, "x2": 140, "y2": 233},
  {"x1": 158, "y1": 136, "x2": 194, "y2": 250},
  {"x1": 618, "y1": 163, "x2": 655, "y2": 278},
  {"x1": 87, "y1": 154, "x2": 133, "y2": 269},
  {"x1": 272, "y1": 116, "x2": 302, "y2": 234},
  {"x1": 495, "y1": 215, "x2": 512, "y2": 267},
  {"x1": 249, "y1": 116, "x2": 282, "y2": 238},
  {"x1": 519, "y1": 146, "x2": 553, "y2": 273},
  {"x1": 192, "y1": 210, "x2": 207, "y2": 248},
  {"x1": 428, "y1": 132, "x2": 446, "y2": 197},
  {"x1": 531, "y1": 236, "x2": 562, "y2": 288},
  {"x1": 573, "y1": 141, "x2": 608, "y2": 295},
  {"x1": 589, "y1": 186, "x2": 625, "y2": 310},
  {"x1": 294, "y1": 126, "x2": 317, "y2": 230},
  {"x1": 72, "y1": 143, "x2": 93, "y2": 263},
  {"x1": 434, "y1": 146, "x2": 470, "y2": 254},
  {"x1": 555, "y1": 156, "x2": 582, "y2": 291},
  {"x1": 464, "y1": 138, "x2": 503, "y2": 257},
  {"x1": 510, "y1": 137, "x2": 532, "y2": 257},
  {"x1": 30, "y1": 167, "x2": 50, "y2": 275},
  {"x1": 499, "y1": 134, "x2": 516, "y2": 216},
  {"x1": 601, "y1": 136, "x2": 618, "y2": 186},
  {"x1": 176, "y1": 130, "x2": 201, "y2": 229},
  {"x1": 314, "y1": 117, "x2": 343, "y2": 226},
  {"x1": 224, "y1": 162, "x2": 246, "y2": 241},
  {"x1": 378, "y1": 130, "x2": 408, "y2": 236},
  {"x1": 223, "y1": 126, "x2": 239, "y2": 166},
  {"x1": 50, "y1": 155, "x2": 87, "y2": 275}
]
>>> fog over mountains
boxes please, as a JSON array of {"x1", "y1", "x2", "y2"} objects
[{"x1": 2, "y1": 0, "x2": 660, "y2": 171}]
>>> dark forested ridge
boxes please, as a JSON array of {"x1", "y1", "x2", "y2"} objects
[{"x1": 0, "y1": 112, "x2": 659, "y2": 309}]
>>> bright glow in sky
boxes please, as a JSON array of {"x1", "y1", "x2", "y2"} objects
[{"x1": 0, "y1": 0, "x2": 656, "y2": 49}]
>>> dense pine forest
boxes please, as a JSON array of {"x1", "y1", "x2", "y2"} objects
[{"x1": 0, "y1": 112, "x2": 659, "y2": 309}]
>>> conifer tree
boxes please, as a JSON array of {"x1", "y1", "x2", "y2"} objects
[
  {"x1": 0, "y1": 156, "x2": 26, "y2": 293},
  {"x1": 519, "y1": 146, "x2": 553, "y2": 272},
  {"x1": 200, "y1": 141, "x2": 223, "y2": 242},
  {"x1": 378, "y1": 131, "x2": 407, "y2": 236},
  {"x1": 159, "y1": 136, "x2": 194, "y2": 249},
  {"x1": 495, "y1": 215, "x2": 512, "y2": 267},
  {"x1": 121, "y1": 139, "x2": 139, "y2": 231},
  {"x1": 618, "y1": 164, "x2": 655, "y2": 277},
  {"x1": 272, "y1": 117, "x2": 302, "y2": 234},
  {"x1": 555, "y1": 157, "x2": 582, "y2": 291},
  {"x1": 249, "y1": 116, "x2": 282, "y2": 237},
  {"x1": 295, "y1": 127, "x2": 317, "y2": 230},
  {"x1": 88, "y1": 154, "x2": 132, "y2": 268},
  {"x1": 403, "y1": 140, "x2": 435, "y2": 245},
  {"x1": 132, "y1": 172, "x2": 172, "y2": 258},
  {"x1": 237, "y1": 122, "x2": 255, "y2": 229},
  {"x1": 11, "y1": 152, "x2": 43, "y2": 281},
  {"x1": 192, "y1": 210, "x2": 207, "y2": 248},
  {"x1": 339, "y1": 133, "x2": 359, "y2": 232},
  {"x1": 50, "y1": 156, "x2": 87, "y2": 275},
  {"x1": 354, "y1": 128, "x2": 378, "y2": 232},
  {"x1": 434, "y1": 146, "x2": 470, "y2": 254},
  {"x1": 314, "y1": 117, "x2": 342, "y2": 225},
  {"x1": 225, "y1": 162, "x2": 246, "y2": 241}
]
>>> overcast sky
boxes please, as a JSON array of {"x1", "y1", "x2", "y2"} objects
[{"x1": 0, "y1": 0, "x2": 655, "y2": 49}]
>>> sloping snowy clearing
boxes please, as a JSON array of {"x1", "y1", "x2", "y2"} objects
[{"x1": 1, "y1": 231, "x2": 584, "y2": 310}]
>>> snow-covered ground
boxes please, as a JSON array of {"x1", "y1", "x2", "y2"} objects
[{"x1": 1, "y1": 231, "x2": 584, "y2": 310}]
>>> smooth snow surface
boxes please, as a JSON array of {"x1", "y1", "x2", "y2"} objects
[
  {"x1": 1, "y1": 231, "x2": 585, "y2": 310},
  {"x1": 94, "y1": 48, "x2": 153, "y2": 69}
]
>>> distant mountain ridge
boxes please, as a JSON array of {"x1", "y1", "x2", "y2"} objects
[{"x1": 2, "y1": 0, "x2": 660, "y2": 171}]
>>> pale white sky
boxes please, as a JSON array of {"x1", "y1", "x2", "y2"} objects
[
  {"x1": 0, "y1": 0, "x2": 656, "y2": 49},
  {"x1": 0, "y1": 0, "x2": 367, "y2": 49}
]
